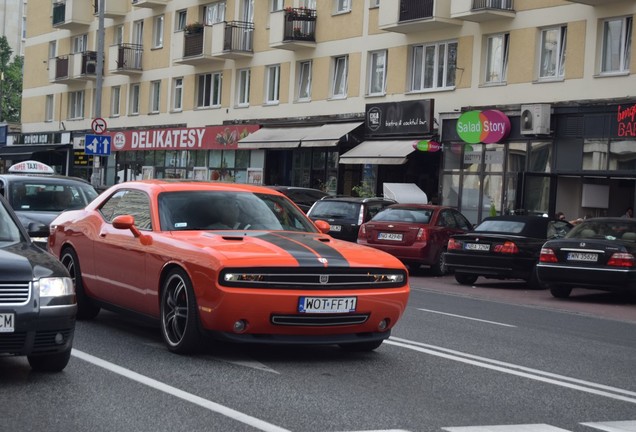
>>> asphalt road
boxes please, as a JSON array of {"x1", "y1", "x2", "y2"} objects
[{"x1": 2, "y1": 273, "x2": 635, "y2": 432}]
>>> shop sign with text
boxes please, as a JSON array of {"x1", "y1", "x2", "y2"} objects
[
  {"x1": 617, "y1": 104, "x2": 636, "y2": 137},
  {"x1": 365, "y1": 100, "x2": 434, "y2": 137},
  {"x1": 110, "y1": 125, "x2": 260, "y2": 152},
  {"x1": 456, "y1": 110, "x2": 511, "y2": 144}
]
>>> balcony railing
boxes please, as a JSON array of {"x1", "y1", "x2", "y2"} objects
[
  {"x1": 223, "y1": 21, "x2": 254, "y2": 53},
  {"x1": 472, "y1": 0, "x2": 513, "y2": 10},
  {"x1": 52, "y1": 2, "x2": 66, "y2": 25},
  {"x1": 115, "y1": 43, "x2": 143, "y2": 71},
  {"x1": 399, "y1": 0, "x2": 433, "y2": 22},
  {"x1": 51, "y1": 51, "x2": 98, "y2": 81},
  {"x1": 183, "y1": 29, "x2": 204, "y2": 57},
  {"x1": 283, "y1": 8, "x2": 316, "y2": 42},
  {"x1": 55, "y1": 56, "x2": 69, "y2": 80}
]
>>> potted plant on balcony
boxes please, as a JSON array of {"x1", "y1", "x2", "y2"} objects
[{"x1": 184, "y1": 22, "x2": 204, "y2": 35}]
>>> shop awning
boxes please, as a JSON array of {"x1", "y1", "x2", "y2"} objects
[
  {"x1": 238, "y1": 122, "x2": 363, "y2": 149},
  {"x1": 237, "y1": 126, "x2": 313, "y2": 149},
  {"x1": 339, "y1": 140, "x2": 416, "y2": 165},
  {"x1": 300, "y1": 122, "x2": 363, "y2": 147},
  {"x1": 0, "y1": 144, "x2": 72, "y2": 158}
]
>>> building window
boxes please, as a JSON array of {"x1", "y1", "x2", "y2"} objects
[
  {"x1": 130, "y1": 84, "x2": 140, "y2": 115},
  {"x1": 332, "y1": 55, "x2": 348, "y2": 98},
  {"x1": 197, "y1": 72, "x2": 222, "y2": 108},
  {"x1": 270, "y1": 0, "x2": 283, "y2": 12},
  {"x1": 601, "y1": 16, "x2": 632, "y2": 74},
  {"x1": 204, "y1": 1, "x2": 226, "y2": 25},
  {"x1": 48, "y1": 41, "x2": 56, "y2": 58},
  {"x1": 114, "y1": 25, "x2": 124, "y2": 44},
  {"x1": 176, "y1": 10, "x2": 187, "y2": 31},
  {"x1": 72, "y1": 34, "x2": 87, "y2": 53},
  {"x1": 111, "y1": 86, "x2": 120, "y2": 117},
  {"x1": 539, "y1": 26, "x2": 567, "y2": 80},
  {"x1": 297, "y1": 60, "x2": 312, "y2": 101},
  {"x1": 409, "y1": 41, "x2": 457, "y2": 91},
  {"x1": 485, "y1": 33, "x2": 509, "y2": 84},
  {"x1": 367, "y1": 50, "x2": 387, "y2": 96},
  {"x1": 153, "y1": 15, "x2": 164, "y2": 48},
  {"x1": 334, "y1": 0, "x2": 351, "y2": 14},
  {"x1": 370, "y1": 0, "x2": 379, "y2": 7},
  {"x1": 45, "y1": 95, "x2": 54, "y2": 122},
  {"x1": 265, "y1": 64, "x2": 280, "y2": 104},
  {"x1": 68, "y1": 91, "x2": 84, "y2": 119},
  {"x1": 237, "y1": 69, "x2": 250, "y2": 107},
  {"x1": 150, "y1": 81, "x2": 161, "y2": 113},
  {"x1": 173, "y1": 77, "x2": 183, "y2": 111}
]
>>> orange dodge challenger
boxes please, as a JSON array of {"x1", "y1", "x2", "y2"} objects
[{"x1": 48, "y1": 181, "x2": 410, "y2": 353}]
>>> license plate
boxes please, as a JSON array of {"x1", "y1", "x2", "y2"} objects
[
  {"x1": 0, "y1": 313, "x2": 14, "y2": 333},
  {"x1": 330, "y1": 225, "x2": 342, "y2": 232},
  {"x1": 298, "y1": 297, "x2": 357, "y2": 313},
  {"x1": 378, "y1": 232, "x2": 403, "y2": 241},
  {"x1": 567, "y1": 252, "x2": 598, "y2": 262},
  {"x1": 465, "y1": 243, "x2": 490, "y2": 251}
]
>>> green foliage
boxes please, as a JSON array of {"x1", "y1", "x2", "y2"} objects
[
  {"x1": 352, "y1": 180, "x2": 375, "y2": 198},
  {"x1": 0, "y1": 36, "x2": 21, "y2": 123}
]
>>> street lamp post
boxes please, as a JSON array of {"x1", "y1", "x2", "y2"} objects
[{"x1": 91, "y1": 0, "x2": 105, "y2": 187}]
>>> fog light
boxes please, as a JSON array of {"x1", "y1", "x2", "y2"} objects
[
  {"x1": 378, "y1": 319, "x2": 388, "y2": 331},
  {"x1": 233, "y1": 320, "x2": 248, "y2": 333},
  {"x1": 54, "y1": 333, "x2": 64, "y2": 345}
]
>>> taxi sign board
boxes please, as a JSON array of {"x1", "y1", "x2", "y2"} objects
[{"x1": 8, "y1": 160, "x2": 55, "y2": 174}]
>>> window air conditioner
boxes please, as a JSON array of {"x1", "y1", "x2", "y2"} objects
[{"x1": 520, "y1": 104, "x2": 551, "y2": 135}]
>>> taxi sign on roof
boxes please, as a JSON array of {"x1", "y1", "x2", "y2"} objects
[{"x1": 8, "y1": 160, "x2": 55, "y2": 175}]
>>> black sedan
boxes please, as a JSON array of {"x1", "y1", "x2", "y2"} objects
[
  {"x1": 538, "y1": 217, "x2": 636, "y2": 298},
  {"x1": 0, "y1": 193, "x2": 76, "y2": 371},
  {"x1": 445, "y1": 215, "x2": 572, "y2": 289}
]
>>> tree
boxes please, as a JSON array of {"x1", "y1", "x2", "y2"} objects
[{"x1": 0, "y1": 36, "x2": 22, "y2": 123}]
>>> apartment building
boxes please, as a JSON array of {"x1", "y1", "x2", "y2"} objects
[
  {"x1": 0, "y1": 0, "x2": 26, "y2": 58},
  {"x1": 14, "y1": 0, "x2": 636, "y2": 223}
]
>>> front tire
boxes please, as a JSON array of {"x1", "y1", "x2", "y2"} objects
[
  {"x1": 28, "y1": 349, "x2": 72, "y2": 372},
  {"x1": 61, "y1": 248, "x2": 100, "y2": 320},
  {"x1": 160, "y1": 268, "x2": 202, "y2": 354},
  {"x1": 550, "y1": 286, "x2": 572, "y2": 299},
  {"x1": 455, "y1": 273, "x2": 478, "y2": 285}
]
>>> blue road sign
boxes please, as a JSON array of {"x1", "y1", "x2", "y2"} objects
[{"x1": 84, "y1": 134, "x2": 112, "y2": 156}]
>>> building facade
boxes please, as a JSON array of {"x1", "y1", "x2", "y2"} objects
[{"x1": 15, "y1": 0, "x2": 636, "y2": 223}]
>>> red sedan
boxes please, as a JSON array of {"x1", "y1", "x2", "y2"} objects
[
  {"x1": 48, "y1": 181, "x2": 410, "y2": 353},
  {"x1": 357, "y1": 204, "x2": 472, "y2": 275}
]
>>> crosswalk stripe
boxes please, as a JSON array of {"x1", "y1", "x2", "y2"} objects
[
  {"x1": 580, "y1": 421, "x2": 636, "y2": 432},
  {"x1": 442, "y1": 425, "x2": 571, "y2": 432}
]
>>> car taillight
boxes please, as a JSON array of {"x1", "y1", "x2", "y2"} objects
[
  {"x1": 359, "y1": 224, "x2": 366, "y2": 237},
  {"x1": 448, "y1": 238, "x2": 462, "y2": 250},
  {"x1": 607, "y1": 252, "x2": 635, "y2": 267},
  {"x1": 416, "y1": 228, "x2": 427, "y2": 241},
  {"x1": 539, "y1": 247, "x2": 558, "y2": 263},
  {"x1": 494, "y1": 241, "x2": 519, "y2": 254},
  {"x1": 357, "y1": 207, "x2": 364, "y2": 226}
]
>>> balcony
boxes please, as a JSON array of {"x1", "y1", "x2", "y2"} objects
[
  {"x1": 379, "y1": 0, "x2": 462, "y2": 33},
  {"x1": 451, "y1": 0, "x2": 515, "y2": 22},
  {"x1": 270, "y1": 8, "x2": 316, "y2": 51},
  {"x1": 94, "y1": 0, "x2": 128, "y2": 17},
  {"x1": 210, "y1": 21, "x2": 254, "y2": 60},
  {"x1": 108, "y1": 44, "x2": 143, "y2": 74},
  {"x1": 48, "y1": 51, "x2": 98, "y2": 83},
  {"x1": 563, "y1": 0, "x2": 626, "y2": 4},
  {"x1": 52, "y1": 1, "x2": 93, "y2": 29},
  {"x1": 172, "y1": 25, "x2": 223, "y2": 65},
  {"x1": 131, "y1": 0, "x2": 170, "y2": 8}
]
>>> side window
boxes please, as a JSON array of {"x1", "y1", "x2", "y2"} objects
[
  {"x1": 117, "y1": 190, "x2": 152, "y2": 230},
  {"x1": 365, "y1": 203, "x2": 383, "y2": 221},
  {"x1": 99, "y1": 190, "x2": 126, "y2": 222},
  {"x1": 452, "y1": 211, "x2": 472, "y2": 230}
]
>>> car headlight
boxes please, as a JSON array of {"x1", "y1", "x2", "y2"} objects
[{"x1": 37, "y1": 277, "x2": 75, "y2": 297}]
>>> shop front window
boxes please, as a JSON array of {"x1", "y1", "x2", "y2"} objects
[
  {"x1": 484, "y1": 143, "x2": 504, "y2": 172},
  {"x1": 462, "y1": 143, "x2": 483, "y2": 171},
  {"x1": 460, "y1": 173, "x2": 482, "y2": 225},
  {"x1": 528, "y1": 141, "x2": 552, "y2": 172},
  {"x1": 441, "y1": 174, "x2": 460, "y2": 208},
  {"x1": 483, "y1": 174, "x2": 503, "y2": 216},
  {"x1": 504, "y1": 175, "x2": 518, "y2": 214},
  {"x1": 443, "y1": 143, "x2": 462, "y2": 171},
  {"x1": 609, "y1": 139, "x2": 636, "y2": 171},
  {"x1": 583, "y1": 139, "x2": 608, "y2": 171},
  {"x1": 507, "y1": 142, "x2": 527, "y2": 172},
  {"x1": 524, "y1": 175, "x2": 551, "y2": 216},
  {"x1": 209, "y1": 150, "x2": 236, "y2": 182}
]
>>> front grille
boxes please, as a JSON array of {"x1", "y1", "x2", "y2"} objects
[
  {"x1": 32, "y1": 328, "x2": 74, "y2": 353},
  {"x1": 0, "y1": 331, "x2": 27, "y2": 353},
  {"x1": 220, "y1": 267, "x2": 407, "y2": 289},
  {"x1": 0, "y1": 282, "x2": 31, "y2": 305},
  {"x1": 271, "y1": 314, "x2": 369, "y2": 326}
]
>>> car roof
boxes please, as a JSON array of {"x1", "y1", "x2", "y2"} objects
[
  {"x1": 0, "y1": 173, "x2": 93, "y2": 186},
  {"x1": 316, "y1": 196, "x2": 396, "y2": 203}
]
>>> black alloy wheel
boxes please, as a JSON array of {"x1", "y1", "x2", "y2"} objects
[
  {"x1": 61, "y1": 248, "x2": 100, "y2": 320},
  {"x1": 160, "y1": 268, "x2": 202, "y2": 354},
  {"x1": 430, "y1": 250, "x2": 448, "y2": 276}
]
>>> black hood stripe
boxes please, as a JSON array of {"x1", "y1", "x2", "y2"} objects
[{"x1": 256, "y1": 232, "x2": 350, "y2": 267}]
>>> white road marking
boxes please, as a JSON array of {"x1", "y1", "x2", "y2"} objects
[
  {"x1": 417, "y1": 308, "x2": 517, "y2": 327},
  {"x1": 580, "y1": 421, "x2": 636, "y2": 432},
  {"x1": 71, "y1": 349, "x2": 291, "y2": 432},
  {"x1": 443, "y1": 425, "x2": 570, "y2": 432},
  {"x1": 386, "y1": 337, "x2": 636, "y2": 404}
]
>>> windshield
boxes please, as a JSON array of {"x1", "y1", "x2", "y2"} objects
[
  {"x1": 158, "y1": 191, "x2": 319, "y2": 232},
  {"x1": 0, "y1": 200, "x2": 23, "y2": 246},
  {"x1": 372, "y1": 207, "x2": 433, "y2": 224},
  {"x1": 9, "y1": 179, "x2": 98, "y2": 212}
]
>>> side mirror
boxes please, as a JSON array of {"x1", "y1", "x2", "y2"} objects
[
  {"x1": 112, "y1": 214, "x2": 152, "y2": 245},
  {"x1": 27, "y1": 222, "x2": 49, "y2": 238},
  {"x1": 314, "y1": 220, "x2": 331, "y2": 234}
]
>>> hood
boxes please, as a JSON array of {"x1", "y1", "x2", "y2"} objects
[
  {"x1": 15, "y1": 210, "x2": 60, "y2": 228},
  {"x1": 0, "y1": 243, "x2": 66, "y2": 282},
  {"x1": 172, "y1": 231, "x2": 406, "y2": 269}
]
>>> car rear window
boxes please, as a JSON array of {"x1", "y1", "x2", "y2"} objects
[
  {"x1": 567, "y1": 220, "x2": 636, "y2": 241},
  {"x1": 474, "y1": 220, "x2": 525, "y2": 234},
  {"x1": 373, "y1": 208, "x2": 432, "y2": 224},
  {"x1": 309, "y1": 201, "x2": 360, "y2": 219}
]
